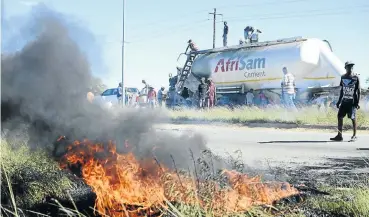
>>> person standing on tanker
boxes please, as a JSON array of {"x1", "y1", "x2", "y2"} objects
[
  {"x1": 198, "y1": 77, "x2": 208, "y2": 109},
  {"x1": 330, "y1": 61, "x2": 361, "y2": 142},
  {"x1": 244, "y1": 26, "x2": 254, "y2": 43},
  {"x1": 207, "y1": 78, "x2": 216, "y2": 108},
  {"x1": 223, "y1": 22, "x2": 229, "y2": 47},
  {"x1": 281, "y1": 67, "x2": 297, "y2": 110},
  {"x1": 185, "y1": 39, "x2": 199, "y2": 53},
  {"x1": 250, "y1": 29, "x2": 262, "y2": 43}
]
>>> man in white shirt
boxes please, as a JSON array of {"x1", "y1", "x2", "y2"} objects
[
  {"x1": 250, "y1": 29, "x2": 262, "y2": 43},
  {"x1": 246, "y1": 89, "x2": 255, "y2": 106},
  {"x1": 281, "y1": 67, "x2": 297, "y2": 110}
]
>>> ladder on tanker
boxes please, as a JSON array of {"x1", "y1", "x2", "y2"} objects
[{"x1": 175, "y1": 52, "x2": 197, "y2": 92}]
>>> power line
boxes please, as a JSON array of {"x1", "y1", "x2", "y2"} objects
[
  {"x1": 128, "y1": 19, "x2": 210, "y2": 43},
  {"x1": 98, "y1": 4, "x2": 368, "y2": 46},
  {"x1": 216, "y1": 0, "x2": 314, "y2": 10},
  {"x1": 225, "y1": 4, "x2": 369, "y2": 21},
  {"x1": 128, "y1": 4, "x2": 367, "y2": 42},
  {"x1": 128, "y1": 19, "x2": 211, "y2": 44},
  {"x1": 225, "y1": 7, "x2": 369, "y2": 23},
  {"x1": 128, "y1": 0, "x2": 313, "y2": 32},
  {"x1": 129, "y1": 9, "x2": 209, "y2": 31}
]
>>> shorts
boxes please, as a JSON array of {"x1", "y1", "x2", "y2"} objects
[{"x1": 338, "y1": 103, "x2": 357, "y2": 120}]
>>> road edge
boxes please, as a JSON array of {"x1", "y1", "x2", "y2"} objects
[{"x1": 169, "y1": 119, "x2": 369, "y2": 131}]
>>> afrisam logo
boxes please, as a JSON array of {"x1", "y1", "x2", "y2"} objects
[{"x1": 214, "y1": 57, "x2": 266, "y2": 73}]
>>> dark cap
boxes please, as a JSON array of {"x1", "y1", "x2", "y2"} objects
[{"x1": 345, "y1": 61, "x2": 355, "y2": 68}]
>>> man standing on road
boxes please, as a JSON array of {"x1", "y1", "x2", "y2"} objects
[
  {"x1": 147, "y1": 86, "x2": 157, "y2": 109},
  {"x1": 117, "y1": 82, "x2": 123, "y2": 105},
  {"x1": 330, "y1": 61, "x2": 361, "y2": 142},
  {"x1": 281, "y1": 67, "x2": 297, "y2": 110},
  {"x1": 207, "y1": 78, "x2": 216, "y2": 108},
  {"x1": 198, "y1": 77, "x2": 208, "y2": 109},
  {"x1": 157, "y1": 87, "x2": 165, "y2": 107},
  {"x1": 223, "y1": 22, "x2": 229, "y2": 47},
  {"x1": 245, "y1": 89, "x2": 254, "y2": 106}
]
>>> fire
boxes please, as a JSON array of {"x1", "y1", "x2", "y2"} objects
[{"x1": 59, "y1": 139, "x2": 298, "y2": 217}]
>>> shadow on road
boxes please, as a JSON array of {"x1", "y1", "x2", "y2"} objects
[{"x1": 259, "y1": 140, "x2": 337, "y2": 144}]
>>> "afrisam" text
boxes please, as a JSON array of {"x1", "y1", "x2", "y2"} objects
[{"x1": 214, "y1": 57, "x2": 266, "y2": 73}]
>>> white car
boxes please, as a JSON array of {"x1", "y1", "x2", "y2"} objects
[{"x1": 100, "y1": 88, "x2": 119, "y2": 105}]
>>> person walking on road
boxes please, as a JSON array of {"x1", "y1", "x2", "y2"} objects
[
  {"x1": 157, "y1": 87, "x2": 165, "y2": 107},
  {"x1": 330, "y1": 61, "x2": 361, "y2": 142},
  {"x1": 281, "y1": 66, "x2": 297, "y2": 110},
  {"x1": 198, "y1": 77, "x2": 208, "y2": 109},
  {"x1": 223, "y1": 22, "x2": 229, "y2": 47}
]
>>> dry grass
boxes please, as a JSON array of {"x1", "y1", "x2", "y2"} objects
[
  {"x1": 0, "y1": 140, "x2": 72, "y2": 210},
  {"x1": 169, "y1": 106, "x2": 369, "y2": 128},
  {"x1": 2, "y1": 138, "x2": 369, "y2": 217}
]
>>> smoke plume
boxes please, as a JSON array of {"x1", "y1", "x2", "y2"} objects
[{"x1": 1, "y1": 15, "x2": 227, "y2": 172}]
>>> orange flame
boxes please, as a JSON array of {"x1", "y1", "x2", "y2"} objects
[{"x1": 59, "y1": 139, "x2": 298, "y2": 217}]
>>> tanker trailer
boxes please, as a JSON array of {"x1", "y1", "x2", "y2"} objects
[{"x1": 176, "y1": 36, "x2": 345, "y2": 105}]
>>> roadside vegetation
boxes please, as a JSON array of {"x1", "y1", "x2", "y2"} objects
[
  {"x1": 169, "y1": 106, "x2": 369, "y2": 129},
  {"x1": 1, "y1": 138, "x2": 369, "y2": 217}
]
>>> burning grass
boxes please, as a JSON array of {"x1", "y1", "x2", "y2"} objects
[
  {"x1": 59, "y1": 138, "x2": 298, "y2": 217},
  {"x1": 169, "y1": 107, "x2": 369, "y2": 129},
  {"x1": 1, "y1": 137, "x2": 369, "y2": 217},
  {"x1": 2, "y1": 137, "x2": 369, "y2": 217}
]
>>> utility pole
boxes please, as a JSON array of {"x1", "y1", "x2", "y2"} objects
[
  {"x1": 121, "y1": 0, "x2": 126, "y2": 107},
  {"x1": 208, "y1": 8, "x2": 223, "y2": 49}
]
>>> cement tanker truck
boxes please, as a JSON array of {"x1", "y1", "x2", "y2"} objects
[{"x1": 174, "y1": 36, "x2": 345, "y2": 106}]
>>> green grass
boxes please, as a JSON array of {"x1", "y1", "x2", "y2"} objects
[
  {"x1": 308, "y1": 187, "x2": 369, "y2": 217},
  {"x1": 1, "y1": 140, "x2": 72, "y2": 210},
  {"x1": 169, "y1": 107, "x2": 369, "y2": 128}
]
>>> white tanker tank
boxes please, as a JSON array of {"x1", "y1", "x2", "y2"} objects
[{"x1": 181, "y1": 37, "x2": 345, "y2": 95}]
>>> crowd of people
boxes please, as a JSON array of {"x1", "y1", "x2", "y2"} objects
[{"x1": 197, "y1": 77, "x2": 216, "y2": 109}]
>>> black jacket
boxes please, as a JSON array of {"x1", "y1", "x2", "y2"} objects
[{"x1": 198, "y1": 83, "x2": 208, "y2": 98}]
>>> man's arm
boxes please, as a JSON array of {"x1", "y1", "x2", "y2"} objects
[
  {"x1": 356, "y1": 77, "x2": 361, "y2": 106},
  {"x1": 337, "y1": 78, "x2": 343, "y2": 105},
  {"x1": 185, "y1": 44, "x2": 190, "y2": 53}
]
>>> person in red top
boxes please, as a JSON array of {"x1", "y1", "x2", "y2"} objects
[
  {"x1": 147, "y1": 87, "x2": 157, "y2": 109},
  {"x1": 259, "y1": 90, "x2": 268, "y2": 107},
  {"x1": 185, "y1": 39, "x2": 199, "y2": 53},
  {"x1": 207, "y1": 78, "x2": 216, "y2": 108}
]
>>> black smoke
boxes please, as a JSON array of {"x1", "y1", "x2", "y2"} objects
[{"x1": 1, "y1": 15, "x2": 228, "y2": 173}]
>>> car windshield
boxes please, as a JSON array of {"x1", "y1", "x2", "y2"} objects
[
  {"x1": 126, "y1": 88, "x2": 138, "y2": 93},
  {"x1": 102, "y1": 88, "x2": 118, "y2": 96}
]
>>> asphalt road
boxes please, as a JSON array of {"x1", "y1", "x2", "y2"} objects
[{"x1": 156, "y1": 124, "x2": 369, "y2": 174}]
